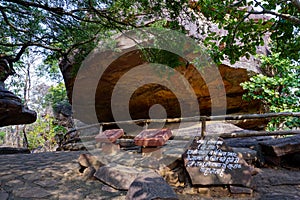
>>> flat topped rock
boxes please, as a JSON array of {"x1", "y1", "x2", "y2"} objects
[
  {"x1": 134, "y1": 129, "x2": 172, "y2": 147},
  {"x1": 0, "y1": 85, "x2": 36, "y2": 127},
  {"x1": 95, "y1": 129, "x2": 124, "y2": 143},
  {"x1": 126, "y1": 172, "x2": 179, "y2": 200},
  {"x1": 259, "y1": 134, "x2": 300, "y2": 157},
  {"x1": 94, "y1": 163, "x2": 155, "y2": 190},
  {"x1": 183, "y1": 136, "x2": 252, "y2": 187}
]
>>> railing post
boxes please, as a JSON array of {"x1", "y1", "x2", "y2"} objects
[
  {"x1": 143, "y1": 122, "x2": 148, "y2": 130},
  {"x1": 201, "y1": 116, "x2": 207, "y2": 137},
  {"x1": 99, "y1": 124, "x2": 103, "y2": 134}
]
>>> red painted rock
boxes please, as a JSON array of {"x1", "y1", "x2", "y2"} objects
[
  {"x1": 134, "y1": 129, "x2": 172, "y2": 147},
  {"x1": 95, "y1": 129, "x2": 124, "y2": 143}
]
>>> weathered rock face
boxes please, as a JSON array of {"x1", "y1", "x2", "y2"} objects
[
  {"x1": 60, "y1": 38, "x2": 261, "y2": 123},
  {"x1": 0, "y1": 59, "x2": 37, "y2": 127},
  {"x1": 0, "y1": 85, "x2": 36, "y2": 127}
]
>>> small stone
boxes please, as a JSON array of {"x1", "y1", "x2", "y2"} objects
[
  {"x1": 182, "y1": 187, "x2": 198, "y2": 195},
  {"x1": 78, "y1": 153, "x2": 104, "y2": 169},
  {"x1": 82, "y1": 166, "x2": 97, "y2": 180},
  {"x1": 125, "y1": 172, "x2": 178, "y2": 200},
  {"x1": 95, "y1": 129, "x2": 124, "y2": 143},
  {"x1": 198, "y1": 188, "x2": 210, "y2": 195},
  {"x1": 229, "y1": 186, "x2": 252, "y2": 194},
  {"x1": 250, "y1": 166, "x2": 262, "y2": 176},
  {"x1": 134, "y1": 128, "x2": 172, "y2": 147}
]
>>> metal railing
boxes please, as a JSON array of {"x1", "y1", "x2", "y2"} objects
[{"x1": 73, "y1": 112, "x2": 300, "y2": 138}]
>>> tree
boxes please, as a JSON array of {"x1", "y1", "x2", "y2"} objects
[
  {"x1": 241, "y1": 53, "x2": 300, "y2": 130},
  {"x1": 2, "y1": 47, "x2": 69, "y2": 150},
  {"x1": 1, "y1": 0, "x2": 299, "y2": 68},
  {"x1": 1, "y1": 1, "x2": 299, "y2": 132},
  {"x1": 190, "y1": 0, "x2": 300, "y2": 63}
]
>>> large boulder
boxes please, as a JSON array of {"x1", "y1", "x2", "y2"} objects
[
  {"x1": 0, "y1": 58, "x2": 36, "y2": 127},
  {"x1": 60, "y1": 43, "x2": 261, "y2": 123},
  {"x1": 0, "y1": 85, "x2": 37, "y2": 127}
]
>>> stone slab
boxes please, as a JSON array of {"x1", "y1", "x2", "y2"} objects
[
  {"x1": 94, "y1": 163, "x2": 155, "y2": 190},
  {"x1": 134, "y1": 128, "x2": 172, "y2": 147},
  {"x1": 229, "y1": 186, "x2": 253, "y2": 194},
  {"x1": 125, "y1": 172, "x2": 178, "y2": 200},
  {"x1": 259, "y1": 134, "x2": 300, "y2": 157},
  {"x1": 183, "y1": 136, "x2": 252, "y2": 187},
  {"x1": 95, "y1": 129, "x2": 124, "y2": 143}
]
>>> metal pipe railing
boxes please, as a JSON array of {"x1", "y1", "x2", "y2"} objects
[{"x1": 73, "y1": 112, "x2": 300, "y2": 138}]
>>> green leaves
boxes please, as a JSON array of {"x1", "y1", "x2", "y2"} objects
[
  {"x1": 26, "y1": 114, "x2": 66, "y2": 150},
  {"x1": 191, "y1": 0, "x2": 300, "y2": 63},
  {"x1": 241, "y1": 53, "x2": 300, "y2": 130},
  {"x1": 43, "y1": 82, "x2": 69, "y2": 109}
]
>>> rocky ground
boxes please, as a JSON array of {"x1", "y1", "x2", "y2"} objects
[
  {"x1": 0, "y1": 151, "x2": 127, "y2": 200},
  {"x1": 1, "y1": 122, "x2": 300, "y2": 200},
  {"x1": 0, "y1": 149, "x2": 300, "y2": 200}
]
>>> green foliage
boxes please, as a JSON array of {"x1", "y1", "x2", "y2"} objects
[
  {"x1": 1, "y1": 1, "x2": 300, "y2": 136},
  {"x1": 43, "y1": 82, "x2": 69, "y2": 109},
  {"x1": 36, "y1": 58, "x2": 62, "y2": 82},
  {"x1": 1, "y1": 0, "x2": 300, "y2": 66},
  {"x1": 0, "y1": 131, "x2": 5, "y2": 144},
  {"x1": 192, "y1": 0, "x2": 300, "y2": 63},
  {"x1": 26, "y1": 114, "x2": 66, "y2": 150},
  {"x1": 241, "y1": 53, "x2": 300, "y2": 130}
]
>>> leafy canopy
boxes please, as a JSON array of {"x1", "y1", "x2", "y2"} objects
[
  {"x1": 1, "y1": 0, "x2": 299, "y2": 66},
  {"x1": 1, "y1": 0, "x2": 300, "y2": 132},
  {"x1": 241, "y1": 53, "x2": 300, "y2": 130},
  {"x1": 42, "y1": 82, "x2": 69, "y2": 109}
]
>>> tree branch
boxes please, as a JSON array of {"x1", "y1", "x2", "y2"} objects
[
  {"x1": 229, "y1": 12, "x2": 251, "y2": 48},
  {"x1": 251, "y1": 0, "x2": 300, "y2": 25},
  {"x1": 88, "y1": 3, "x2": 137, "y2": 28},
  {"x1": 0, "y1": 6, "x2": 28, "y2": 32},
  {"x1": 291, "y1": 0, "x2": 300, "y2": 12},
  {"x1": 249, "y1": 10, "x2": 300, "y2": 24},
  {"x1": 5, "y1": 0, "x2": 65, "y2": 14},
  {"x1": 229, "y1": 0, "x2": 244, "y2": 8},
  {"x1": 5, "y1": 0, "x2": 100, "y2": 24}
]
